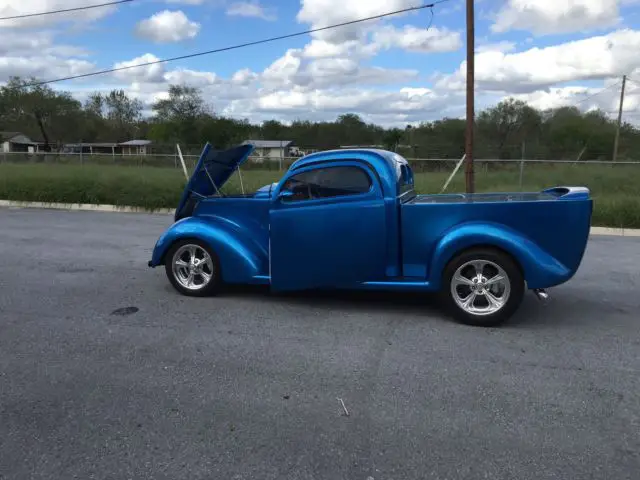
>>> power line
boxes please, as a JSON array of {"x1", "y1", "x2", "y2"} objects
[
  {"x1": 624, "y1": 76, "x2": 640, "y2": 87},
  {"x1": 21, "y1": 1, "x2": 448, "y2": 88},
  {"x1": 0, "y1": 0, "x2": 133, "y2": 21},
  {"x1": 569, "y1": 81, "x2": 622, "y2": 107}
]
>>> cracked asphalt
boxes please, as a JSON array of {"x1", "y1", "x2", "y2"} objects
[{"x1": 1, "y1": 208, "x2": 639, "y2": 480}]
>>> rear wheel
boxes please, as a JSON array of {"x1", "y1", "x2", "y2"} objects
[
  {"x1": 441, "y1": 247, "x2": 524, "y2": 327},
  {"x1": 164, "y1": 239, "x2": 220, "y2": 297}
]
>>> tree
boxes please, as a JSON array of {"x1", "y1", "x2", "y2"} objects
[
  {"x1": 0, "y1": 76, "x2": 83, "y2": 150},
  {"x1": 151, "y1": 84, "x2": 210, "y2": 144},
  {"x1": 82, "y1": 90, "x2": 143, "y2": 142},
  {"x1": 477, "y1": 98, "x2": 542, "y2": 159}
]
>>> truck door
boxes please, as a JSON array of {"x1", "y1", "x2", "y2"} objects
[{"x1": 269, "y1": 161, "x2": 387, "y2": 291}]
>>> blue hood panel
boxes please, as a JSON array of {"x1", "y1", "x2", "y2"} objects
[{"x1": 175, "y1": 142, "x2": 255, "y2": 220}]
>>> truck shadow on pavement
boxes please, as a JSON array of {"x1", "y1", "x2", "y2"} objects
[{"x1": 214, "y1": 284, "x2": 557, "y2": 328}]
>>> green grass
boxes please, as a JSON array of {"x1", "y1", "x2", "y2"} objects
[{"x1": 1, "y1": 162, "x2": 639, "y2": 228}]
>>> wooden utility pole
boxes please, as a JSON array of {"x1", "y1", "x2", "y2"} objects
[
  {"x1": 612, "y1": 74, "x2": 626, "y2": 162},
  {"x1": 464, "y1": 0, "x2": 475, "y2": 193}
]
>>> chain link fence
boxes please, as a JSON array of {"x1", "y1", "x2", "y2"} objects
[{"x1": 1, "y1": 151, "x2": 638, "y2": 194}]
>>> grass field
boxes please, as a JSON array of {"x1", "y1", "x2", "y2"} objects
[{"x1": 1, "y1": 162, "x2": 639, "y2": 228}]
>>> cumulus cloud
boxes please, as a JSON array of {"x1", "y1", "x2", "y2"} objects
[
  {"x1": 259, "y1": 48, "x2": 419, "y2": 90},
  {"x1": 0, "y1": 56, "x2": 95, "y2": 83},
  {"x1": 491, "y1": 0, "x2": 621, "y2": 35},
  {"x1": 372, "y1": 25, "x2": 462, "y2": 53},
  {"x1": 0, "y1": 30, "x2": 90, "y2": 58},
  {"x1": 134, "y1": 10, "x2": 201, "y2": 43},
  {"x1": 226, "y1": 1, "x2": 276, "y2": 21},
  {"x1": 296, "y1": 0, "x2": 424, "y2": 44},
  {"x1": 223, "y1": 86, "x2": 457, "y2": 125},
  {"x1": 508, "y1": 78, "x2": 640, "y2": 117},
  {"x1": 436, "y1": 29, "x2": 640, "y2": 93},
  {"x1": 113, "y1": 54, "x2": 166, "y2": 83},
  {"x1": 0, "y1": 0, "x2": 120, "y2": 29},
  {"x1": 476, "y1": 40, "x2": 516, "y2": 54}
]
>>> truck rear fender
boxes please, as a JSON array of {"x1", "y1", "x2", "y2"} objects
[
  {"x1": 150, "y1": 216, "x2": 267, "y2": 283},
  {"x1": 427, "y1": 222, "x2": 572, "y2": 290}
]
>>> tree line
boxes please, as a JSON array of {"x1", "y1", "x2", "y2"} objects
[{"x1": 1, "y1": 75, "x2": 639, "y2": 160}]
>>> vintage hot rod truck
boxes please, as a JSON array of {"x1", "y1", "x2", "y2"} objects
[{"x1": 148, "y1": 143, "x2": 593, "y2": 327}]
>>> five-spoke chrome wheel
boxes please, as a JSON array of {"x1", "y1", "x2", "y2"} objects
[
  {"x1": 441, "y1": 248, "x2": 524, "y2": 327},
  {"x1": 165, "y1": 240, "x2": 220, "y2": 296},
  {"x1": 450, "y1": 259, "x2": 511, "y2": 316},
  {"x1": 171, "y1": 244, "x2": 214, "y2": 290}
]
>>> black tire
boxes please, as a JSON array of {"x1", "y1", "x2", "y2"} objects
[
  {"x1": 440, "y1": 247, "x2": 525, "y2": 327},
  {"x1": 164, "y1": 238, "x2": 221, "y2": 297}
]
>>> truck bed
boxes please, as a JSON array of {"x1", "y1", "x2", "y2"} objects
[
  {"x1": 408, "y1": 192, "x2": 558, "y2": 204},
  {"x1": 398, "y1": 186, "x2": 593, "y2": 281}
]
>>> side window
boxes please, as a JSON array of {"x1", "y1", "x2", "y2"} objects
[
  {"x1": 282, "y1": 165, "x2": 372, "y2": 201},
  {"x1": 398, "y1": 164, "x2": 414, "y2": 195}
]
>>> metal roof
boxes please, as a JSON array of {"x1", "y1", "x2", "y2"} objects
[
  {"x1": 0, "y1": 131, "x2": 22, "y2": 141},
  {"x1": 242, "y1": 140, "x2": 293, "y2": 148},
  {"x1": 119, "y1": 140, "x2": 152, "y2": 146}
]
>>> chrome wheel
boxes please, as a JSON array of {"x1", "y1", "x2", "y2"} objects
[
  {"x1": 171, "y1": 244, "x2": 215, "y2": 291},
  {"x1": 450, "y1": 259, "x2": 511, "y2": 316}
]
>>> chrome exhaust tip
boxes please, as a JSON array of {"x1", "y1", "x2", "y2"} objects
[{"x1": 532, "y1": 288, "x2": 549, "y2": 303}]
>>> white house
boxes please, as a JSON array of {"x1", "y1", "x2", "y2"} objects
[
  {"x1": 242, "y1": 140, "x2": 295, "y2": 161},
  {"x1": 119, "y1": 139, "x2": 152, "y2": 155},
  {"x1": 1, "y1": 132, "x2": 36, "y2": 153}
]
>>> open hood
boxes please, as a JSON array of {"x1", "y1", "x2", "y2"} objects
[{"x1": 175, "y1": 142, "x2": 255, "y2": 220}]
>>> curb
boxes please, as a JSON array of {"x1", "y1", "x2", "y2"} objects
[
  {"x1": 1, "y1": 199, "x2": 639, "y2": 237},
  {"x1": 0, "y1": 200, "x2": 173, "y2": 215}
]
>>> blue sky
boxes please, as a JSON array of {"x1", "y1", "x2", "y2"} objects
[{"x1": 2, "y1": 0, "x2": 640, "y2": 125}]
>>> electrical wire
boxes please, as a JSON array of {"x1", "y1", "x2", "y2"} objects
[
  {"x1": 21, "y1": 1, "x2": 449, "y2": 88},
  {"x1": 624, "y1": 76, "x2": 640, "y2": 87},
  {"x1": 569, "y1": 81, "x2": 622, "y2": 107},
  {"x1": 0, "y1": 0, "x2": 133, "y2": 21}
]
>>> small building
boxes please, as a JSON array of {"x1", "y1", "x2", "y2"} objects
[
  {"x1": 61, "y1": 142, "x2": 118, "y2": 155},
  {"x1": 120, "y1": 139, "x2": 152, "y2": 155},
  {"x1": 242, "y1": 140, "x2": 295, "y2": 161},
  {"x1": 1, "y1": 132, "x2": 36, "y2": 153}
]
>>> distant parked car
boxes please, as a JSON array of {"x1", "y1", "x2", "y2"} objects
[{"x1": 148, "y1": 143, "x2": 593, "y2": 327}]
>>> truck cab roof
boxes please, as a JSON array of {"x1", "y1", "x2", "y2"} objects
[{"x1": 288, "y1": 148, "x2": 414, "y2": 199}]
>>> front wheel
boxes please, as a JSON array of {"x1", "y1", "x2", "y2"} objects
[
  {"x1": 164, "y1": 239, "x2": 221, "y2": 297},
  {"x1": 440, "y1": 248, "x2": 525, "y2": 327}
]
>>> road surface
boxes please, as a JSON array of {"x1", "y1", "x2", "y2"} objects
[{"x1": 1, "y1": 208, "x2": 639, "y2": 480}]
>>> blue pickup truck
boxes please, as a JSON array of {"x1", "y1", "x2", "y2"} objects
[{"x1": 148, "y1": 143, "x2": 593, "y2": 327}]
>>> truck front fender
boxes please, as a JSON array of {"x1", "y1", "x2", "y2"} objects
[
  {"x1": 427, "y1": 222, "x2": 572, "y2": 290},
  {"x1": 149, "y1": 216, "x2": 268, "y2": 284}
]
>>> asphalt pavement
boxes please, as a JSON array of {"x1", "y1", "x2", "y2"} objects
[{"x1": 1, "y1": 208, "x2": 639, "y2": 480}]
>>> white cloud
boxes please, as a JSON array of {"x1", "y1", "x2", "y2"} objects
[
  {"x1": 226, "y1": 1, "x2": 276, "y2": 21},
  {"x1": 0, "y1": 0, "x2": 120, "y2": 28},
  {"x1": 134, "y1": 10, "x2": 200, "y2": 43},
  {"x1": 436, "y1": 29, "x2": 640, "y2": 93},
  {"x1": 0, "y1": 56, "x2": 95, "y2": 83},
  {"x1": 231, "y1": 68, "x2": 259, "y2": 85},
  {"x1": 113, "y1": 54, "x2": 166, "y2": 84},
  {"x1": 491, "y1": 0, "x2": 620, "y2": 35},
  {"x1": 372, "y1": 25, "x2": 462, "y2": 53},
  {"x1": 505, "y1": 79, "x2": 640, "y2": 123},
  {"x1": 476, "y1": 40, "x2": 516, "y2": 54},
  {"x1": 0, "y1": 31, "x2": 90, "y2": 58},
  {"x1": 164, "y1": 69, "x2": 219, "y2": 87},
  {"x1": 259, "y1": 48, "x2": 419, "y2": 90},
  {"x1": 223, "y1": 86, "x2": 457, "y2": 126},
  {"x1": 296, "y1": 0, "x2": 423, "y2": 44}
]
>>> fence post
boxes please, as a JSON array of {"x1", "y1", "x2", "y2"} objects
[
  {"x1": 519, "y1": 141, "x2": 525, "y2": 191},
  {"x1": 80, "y1": 140, "x2": 83, "y2": 165}
]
